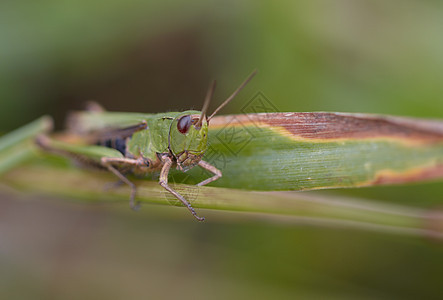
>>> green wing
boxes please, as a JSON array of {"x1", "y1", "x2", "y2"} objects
[{"x1": 67, "y1": 111, "x2": 154, "y2": 134}]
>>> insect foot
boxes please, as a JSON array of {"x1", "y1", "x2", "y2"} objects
[{"x1": 130, "y1": 201, "x2": 142, "y2": 212}]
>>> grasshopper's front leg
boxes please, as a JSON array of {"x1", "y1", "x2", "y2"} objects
[
  {"x1": 159, "y1": 156, "x2": 205, "y2": 222},
  {"x1": 196, "y1": 160, "x2": 222, "y2": 186}
]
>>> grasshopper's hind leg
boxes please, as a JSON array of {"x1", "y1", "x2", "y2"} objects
[
  {"x1": 35, "y1": 135, "x2": 144, "y2": 211},
  {"x1": 159, "y1": 156, "x2": 205, "y2": 222},
  {"x1": 101, "y1": 157, "x2": 142, "y2": 211}
]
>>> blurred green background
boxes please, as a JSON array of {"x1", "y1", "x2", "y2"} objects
[{"x1": 1, "y1": 0, "x2": 442, "y2": 299}]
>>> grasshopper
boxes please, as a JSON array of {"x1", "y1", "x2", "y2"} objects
[{"x1": 36, "y1": 71, "x2": 257, "y2": 221}]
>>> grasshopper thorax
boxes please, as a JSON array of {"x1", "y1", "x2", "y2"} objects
[{"x1": 169, "y1": 111, "x2": 208, "y2": 169}]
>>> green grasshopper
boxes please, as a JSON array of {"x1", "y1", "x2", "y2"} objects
[{"x1": 36, "y1": 71, "x2": 257, "y2": 221}]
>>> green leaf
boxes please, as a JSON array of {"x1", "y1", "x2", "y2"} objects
[
  {"x1": 2, "y1": 162, "x2": 442, "y2": 238},
  {"x1": 190, "y1": 113, "x2": 443, "y2": 190},
  {"x1": 0, "y1": 112, "x2": 442, "y2": 236},
  {"x1": 0, "y1": 116, "x2": 52, "y2": 175}
]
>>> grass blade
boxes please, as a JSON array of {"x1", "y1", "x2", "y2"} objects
[
  {"x1": 0, "y1": 116, "x2": 53, "y2": 175},
  {"x1": 2, "y1": 163, "x2": 442, "y2": 238},
  {"x1": 183, "y1": 112, "x2": 443, "y2": 190}
]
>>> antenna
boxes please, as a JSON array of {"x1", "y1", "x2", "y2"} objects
[
  {"x1": 196, "y1": 80, "x2": 216, "y2": 128},
  {"x1": 207, "y1": 70, "x2": 257, "y2": 122}
]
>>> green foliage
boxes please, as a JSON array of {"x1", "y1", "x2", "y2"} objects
[{"x1": 1, "y1": 1, "x2": 443, "y2": 298}]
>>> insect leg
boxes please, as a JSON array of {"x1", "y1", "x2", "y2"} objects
[
  {"x1": 196, "y1": 160, "x2": 222, "y2": 186},
  {"x1": 103, "y1": 178, "x2": 125, "y2": 191},
  {"x1": 101, "y1": 157, "x2": 141, "y2": 211},
  {"x1": 159, "y1": 156, "x2": 205, "y2": 222}
]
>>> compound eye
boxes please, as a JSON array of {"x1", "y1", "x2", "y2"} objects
[{"x1": 177, "y1": 115, "x2": 191, "y2": 134}]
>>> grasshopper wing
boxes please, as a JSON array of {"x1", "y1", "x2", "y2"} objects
[{"x1": 67, "y1": 109, "x2": 153, "y2": 135}]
